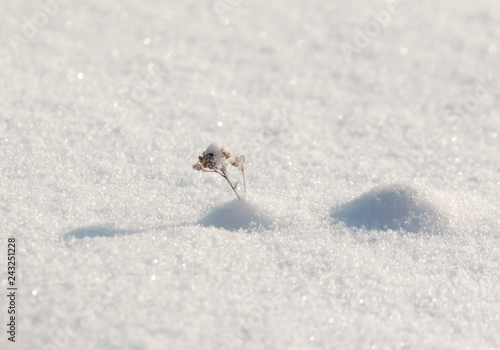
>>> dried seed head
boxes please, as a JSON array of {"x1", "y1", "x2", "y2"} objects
[
  {"x1": 193, "y1": 143, "x2": 231, "y2": 171},
  {"x1": 231, "y1": 155, "x2": 246, "y2": 168},
  {"x1": 201, "y1": 152, "x2": 216, "y2": 169}
]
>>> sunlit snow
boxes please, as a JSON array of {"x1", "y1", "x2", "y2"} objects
[{"x1": 1, "y1": 0, "x2": 499, "y2": 349}]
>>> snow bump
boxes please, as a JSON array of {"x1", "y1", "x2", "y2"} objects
[
  {"x1": 331, "y1": 183, "x2": 450, "y2": 233},
  {"x1": 198, "y1": 198, "x2": 273, "y2": 231}
]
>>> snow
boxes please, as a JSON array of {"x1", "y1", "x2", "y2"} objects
[
  {"x1": 331, "y1": 182, "x2": 450, "y2": 233},
  {"x1": 198, "y1": 198, "x2": 273, "y2": 231},
  {"x1": 1, "y1": 0, "x2": 500, "y2": 349}
]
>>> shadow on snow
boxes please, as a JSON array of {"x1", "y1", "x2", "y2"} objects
[{"x1": 64, "y1": 225, "x2": 143, "y2": 239}]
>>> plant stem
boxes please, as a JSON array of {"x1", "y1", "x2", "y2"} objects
[
  {"x1": 221, "y1": 168, "x2": 241, "y2": 200},
  {"x1": 241, "y1": 166, "x2": 247, "y2": 195}
]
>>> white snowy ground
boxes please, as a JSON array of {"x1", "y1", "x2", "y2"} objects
[{"x1": 1, "y1": 0, "x2": 500, "y2": 349}]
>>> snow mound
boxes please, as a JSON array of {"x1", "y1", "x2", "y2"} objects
[
  {"x1": 198, "y1": 198, "x2": 273, "y2": 231},
  {"x1": 331, "y1": 183, "x2": 450, "y2": 233}
]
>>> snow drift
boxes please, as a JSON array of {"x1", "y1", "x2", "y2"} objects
[
  {"x1": 198, "y1": 198, "x2": 273, "y2": 231},
  {"x1": 331, "y1": 183, "x2": 450, "y2": 233}
]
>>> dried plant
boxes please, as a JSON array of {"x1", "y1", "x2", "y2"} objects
[{"x1": 193, "y1": 143, "x2": 247, "y2": 200}]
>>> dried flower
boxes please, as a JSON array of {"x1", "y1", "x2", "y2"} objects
[
  {"x1": 231, "y1": 155, "x2": 246, "y2": 169},
  {"x1": 193, "y1": 143, "x2": 247, "y2": 200}
]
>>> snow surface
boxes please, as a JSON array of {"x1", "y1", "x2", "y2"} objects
[{"x1": 1, "y1": 0, "x2": 500, "y2": 349}]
